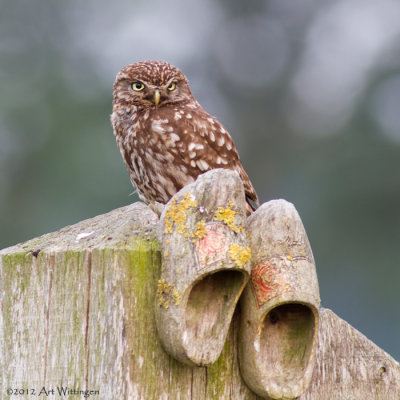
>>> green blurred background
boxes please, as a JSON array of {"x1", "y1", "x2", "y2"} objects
[{"x1": 1, "y1": 0, "x2": 399, "y2": 359}]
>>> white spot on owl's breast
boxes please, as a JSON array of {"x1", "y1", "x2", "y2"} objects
[
  {"x1": 217, "y1": 136, "x2": 225, "y2": 146},
  {"x1": 226, "y1": 142, "x2": 232, "y2": 150},
  {"x1": 209, "y1": 131, "x2": 215, "y2": 142},
  {"x1": 174, "y1": 111, "x2": 182, "y2": 121},
  {"x1": 169, "y1": 133, "x2": 180, "y2": 143},
  {"x1": 152, "y1": 119, "x2": 169, "y2": 134},
  {"x1": 170, "y1": 133, "x2": 180, "y2": 142},
  {"x1": 186, "y1": 113, "x2": 192, "y2": 119}
]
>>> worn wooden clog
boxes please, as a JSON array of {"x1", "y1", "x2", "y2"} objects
[
  {"x1": 239, "y1": 200, "x2": 320, "y2": 399},
  {"x1": 156, "y1": 169, "x2": 252, "y2": 366}
]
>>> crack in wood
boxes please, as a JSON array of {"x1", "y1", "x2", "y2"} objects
[
  {"x1": 204, "y1": 366, "x2": 208, "y2": 398},
  {"x1": 43, "y1": 252, "x2": 55, "y2": 385},
  {"x1": 190, "y1": 368, "x2": 194, "y2": 400},
  {"x1": 84, "y1": 251, "x2": 92, "y2": 392}
]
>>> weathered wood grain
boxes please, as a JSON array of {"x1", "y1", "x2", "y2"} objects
[
  {"x1": 302, "y1": 308, "x2": 400, "y2": 400},
  {"x1": 0, "y1": 197, "x2": 399, "y2": 399}
]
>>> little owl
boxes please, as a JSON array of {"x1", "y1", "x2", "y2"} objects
[{"x1": 111, "y1": 60, "x2": 259, "y2": 214}]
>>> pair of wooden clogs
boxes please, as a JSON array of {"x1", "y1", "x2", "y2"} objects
[{"x1": 155, "y1": 169, "x2": 320, "y2": 399}]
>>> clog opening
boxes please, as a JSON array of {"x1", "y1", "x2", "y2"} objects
[
  {"x1": 185, "y1": 270, "x2": 245, "y2": 364},
  {"x1": 260, "y1": 303, "x2": 315, "y2": 385}
]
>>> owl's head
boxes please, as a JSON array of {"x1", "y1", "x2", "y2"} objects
[{"x1": 113, "y1": 60, "x2": 194, "y2": 111}]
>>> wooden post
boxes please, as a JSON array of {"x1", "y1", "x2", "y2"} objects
[{"x1": 1, "y1": 201, "x2": 399, "y2": 399}]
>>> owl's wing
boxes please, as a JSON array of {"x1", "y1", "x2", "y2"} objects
[{"x1": 162, "y1": 106, "x2": 259, "y2": 212}]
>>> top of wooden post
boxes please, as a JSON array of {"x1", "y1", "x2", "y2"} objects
[{"x1": 1, "y1": 202, "x2": 159, "y2": 256}]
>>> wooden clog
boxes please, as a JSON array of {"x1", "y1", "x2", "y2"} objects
[
  {"x1": 239, "y1": 200, "x2": 320, "y2": 399},
  {"x1": 156, "y1": 169, "x2": 252, "y2": 366}
]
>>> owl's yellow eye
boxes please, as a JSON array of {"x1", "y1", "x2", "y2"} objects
[
  {"x1": 167, "y1": 82, "x2": 176, "y2": 91},
  {"x1": 132, "y1": 82, "x2": 145, "y2": 91}
]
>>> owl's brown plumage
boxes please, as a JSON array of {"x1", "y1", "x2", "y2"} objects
[{"x1": 111, "y1": 60, "x2": 259, "y2": 214}]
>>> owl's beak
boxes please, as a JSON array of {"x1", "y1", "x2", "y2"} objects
[{"x1": 153, "y1": 89, "x2": 161, "y2": 107}]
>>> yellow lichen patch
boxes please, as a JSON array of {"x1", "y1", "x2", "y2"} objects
[
  {"x1": 180, "y1": 192, "x2": 197, "y2": 208},
  {"x1": 157, "y1": 279, "x2": 181, "y2": 308},
  {"x1": 214, "y1": 200, "x2": 242, "y2": 233},
  {"x1": 157, "y1": 279, "x2": 174, "y2": 309},
  {"x1": 185, "y1": 220, "x2": 208, "y2": 243},
  {"x1": 193, "y1": 220, "x2": 207, "y2": 239},
  {"x1": 164, "y1": 192, "x2": 197, "y2": 234},
  {"x1": 172, "y1": 289, "x2": 181, "y2": 306},
  {"x1": 229, "y1": 244, "x2": 251, "y2": 269}
]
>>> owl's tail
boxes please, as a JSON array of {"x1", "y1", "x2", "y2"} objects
[
  {"x1": 245, "y1": 194, "x2": 259, "y2": 216},
  {"x1": 246, "y1": 195, "x2": 259, "y2": 213}
]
